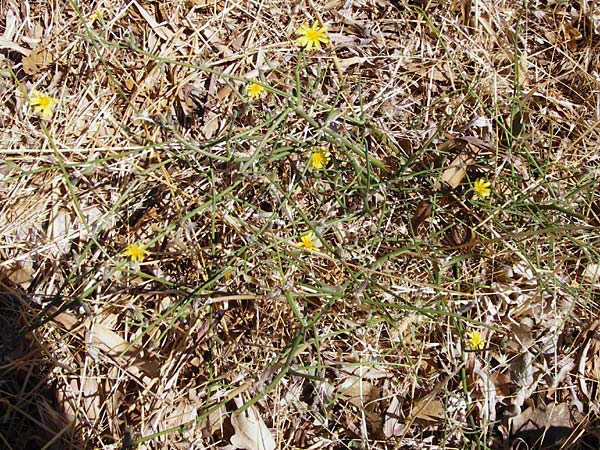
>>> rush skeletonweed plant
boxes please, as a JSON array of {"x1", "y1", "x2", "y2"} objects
[
  {"x1": 247, "y1": 81, "x2": 266, "y2": 100},
  {"x1": 466, "y1": 330, "x2": 485, "y2": 351},
  {"x1": 296, "y1": 22, "x2": 329, "y2": 51},
  {"x1": 309, "y1": 147, "x2": 330, "y2": 170},
  {"x1": 298, "y1": 231, "x2": 319, "y2": 250},
  {"x1": 122, "y1": 243, "x2": 150, "y2": 262},
  {"x1": 29, "y1": 90, "x2": 59, "y2": 120},
  {"x1": 473, "y1": 178, "x2": 491, "y2": 199}
]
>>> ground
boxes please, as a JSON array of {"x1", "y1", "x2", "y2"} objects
[{"x1": 1, "y1": 0, "x2": 600, "y2": 449}]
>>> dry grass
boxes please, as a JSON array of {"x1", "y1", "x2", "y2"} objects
[{"x1": 1, "y1": 0, "x2": 600, "y2": 449}]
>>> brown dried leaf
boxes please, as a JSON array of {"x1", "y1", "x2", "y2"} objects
[
  {"x1": 411, "y1": 396, "x2": 444, "y2": 424},
  {"x1": 337, "y1": 376, "x2": 374, "y2": 408},
  {"x1": 230, "y1": 396, "x2": 276, "y2": 450},
  {"x1": 582, "y1": 263, "x2": 600, "y2": 286},
  {"x1": 403, "y1": 60, "x2": 455, "y2": 83},
  {"x1": 0, "y1": 37, "x2": 30, "y2": 55},
  {"x1": 440, "y1": 151, "x2": 472, "y2": 189},
  {"x1": 510, "y1": 402, "x2": 573, "y2": 445},
  {"x1": 411, "y1": 201, "x2": 432, "y2": 233},
  {"x1": 384, "y1": 395, "x2": 405, "y2": 438},
  {"x1": 581, "y1": 320, "x2": 600, "y2": 382},
  {"x1": 56, "y1": 376, "x2": 103, "y2": 423},
  {"x1": 439, "y1": 138, "x2": 490, "y2": 189},
  {"x1": 22, "y1": 46, "x2": 54, "y2": 75},
  {"x1": 51, "y1": 310, "x2": 160, "y2": 378}
]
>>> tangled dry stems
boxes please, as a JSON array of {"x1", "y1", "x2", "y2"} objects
[{"x1": 1, "y1": 0, "x2": 600, "y2": 449}]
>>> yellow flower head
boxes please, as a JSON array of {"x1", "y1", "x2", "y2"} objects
[
  {"x1": 474, "y1": 178, "x2": 491, "y2": 199},
  {"x1": 298, "y1": 231, "x2": 319, "y2": 250},
  {"x1": 247, "y1": 81, "x2": 266, "y2": 100},
  {"x1": 88, "y1": 7, "x2": 105, "y2": 24},
  {"x1": 309, "y1": 147, "x2": 330, "y2": 170},
  {"x1": 28, "y1": 89, "x2": 59, "y2": 120},
  {"x1": 122, "y1": 243, "x2": 150, "y2": 262},
  {"x1": 466, "y1": 330, "x2": 485, "y2": 351},
  {"x1": 295, "y1": 22, "x2": 329, "y2": 51}
]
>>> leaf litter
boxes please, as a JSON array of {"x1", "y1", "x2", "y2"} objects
[{"x1": 0, "y1": 0, "x2": 600, "y2": 449}]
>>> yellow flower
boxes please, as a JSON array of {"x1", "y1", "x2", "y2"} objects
[
  {"x1": 122, "y1": 243, "x2": 150, "y2": 262},
  {"x1": 28, "y1": 89, "x2": 59, "y2": 120},
  {"x1": 474, "y1": 178, "x2": 491, "y2": 199},
  {"x1": 309, "y1": 147, "x2": 330, "y2": 170},
  {"x1": 247, "y1": 81, "x2": 266, "y2": 100},
  {"x1": 298, "y1": 231, "x2": 319, "y2": 250},
  {"x1": 295, "y1": 22, "x2": 329, "y2": 51},
  {"x1": 466, "y1": 330, "x2": 485, "y2": 351},
  {"x1": 88, "y1": 7, "x2": 105, "y2": 24}
]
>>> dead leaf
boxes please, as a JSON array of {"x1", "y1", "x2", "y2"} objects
[
  {"x1": 578, "y1": 320, "x2": 600, "y2": 399},
  {"x1": 0, "y1": 36, "x2": 30, "y2": 56},
  {"x1": 490, "y1": 372, "x2": 513, "y2": 398},
  {"x1": 440, "y1": 151, "x2": 472, "y2": 189},
  {"x1": 337, "y1": 376, "x2": 374, "y2": 408},
  {"x1": 411, "y1": 396, "x2": 444, "y2": 424},
  {"x1": 438, "y1": 137, "x2": 490, "y2": 189},
  {"x1": 133, "y1": 0, "x2": 173, "y2": 41},
  {"x1": 230, "y1": 396, "x2": 276, "y2": 450},
  {"x1": 582, "y1": 263, "x2": 600, "y2": 286},
  {"x1": 51, "y1": 309, "x2": 160, "y2": 378},
  {"x1": 384, "y1": 395, "x2": 406, "y2": 437},
  {"x1": 402, "y1": 60, "x2": 455, "y2": 83},
  {"x1": 57, "y1": 376, "x2": 103, "y2": 423},
  {"x1": 22, "y1": 46, "x2": 54, "y2": 75},
  {"x1": 411, "y1": 201, "x2": 432, "y2": 233},
  {"x1": 510, "y1": 402, "x2": 573, "y2": 447}
]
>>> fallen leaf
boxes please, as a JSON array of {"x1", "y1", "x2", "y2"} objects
[
  {"x1": 51, "y1": 309, "x2": 160, "y2": 378},
  {"x1": 230, "y1": 396, "x2": 276, "y2": 450},
  {"x1": 578, "y1": 320, "x2": 600, "y2": 399},
  {"x1": 411, "y1": 396, "x2": 444, "y2": 424},
  {"x1": 510, "y1": 402, "x2": 573, "y2": 448},
  {"x1": 440, "y1": 151, "x2": 472, "y2": 189},
  {"x1": 0, "y1": 36, "x2": 30, "y2": 55},
  {"x1": 582, "y1": 263, "x2": 600, "y2": 286},
  {"x1": 384, "y1": 395, "x2": 406, "y2": 438},
  {"x1": 22, "y1": 46, "x2": 54, "y2": 75},
  {"x1": 337, "y1": 376, "x2": 374, "y2": 408},
  {"x1": 57, "y1": 376, "x2": 103, "y2": 423},
  {"x1": 438, "y1": 137, "x2": 490, "y2": 189},
  {"x1": 411, "y1": 201, "x2": 432, "y2": 233}
]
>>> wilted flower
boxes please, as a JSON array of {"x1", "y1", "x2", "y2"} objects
[
  {"x1": 466, "y1": 330, "x2": 485, "y2": 351},
  {"x1": 295, "y1": 22, "x2": 329, "y2": 51},
  {"x1": 28, "y1": 89, "x2": 59, "y2": 120},
  {"x1": 122, "y1": 243, "x2": 150, "y2": 262},
  {"x1": 309, "y1": 147, "x2": 330, "y2": 170},
  {"x1": 474, "y1": 178, "x2": 491, "y2": 199}
]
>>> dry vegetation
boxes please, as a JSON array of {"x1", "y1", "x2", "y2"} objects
[{"x1": 1, "y1": 0, "x2": 600, "y2": 449}]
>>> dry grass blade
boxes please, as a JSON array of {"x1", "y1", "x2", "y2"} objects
[{"x1": 1, "y1": 0, "x2": 600, "y2": 449}]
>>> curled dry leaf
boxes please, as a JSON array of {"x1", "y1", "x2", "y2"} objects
[
  {"x1": 582, "y1": 263, "x2": 600, "y2": 286},
  {"x1": 22, "y1": 46, "x2": 54, "y2": 75},
  {"x1": 438, "y1": 137, "x2": 492, "y2": 189},
  {"x1": 509, "y1": 402, "x2": 573, "y2": 447},
  {"x1": 51, "y1": 309, "x2": 160, "y2": 378},
  {"x1": 438, "y1": 138, "x2": 469, "y2": 189},
  {"x1": 230, "y1": 396, "x2": 276, "y2": 450},
  {"x1": 577, "y1": 320, "x2": 600, "y2": 399},
  {"x1": 384, "y1": 395, "x2": 405, "y2": 438},
  {"x1": 0, "y1": 36, "x2": 30, "y2": 55},
  {"x1": 410, "y1": 201, "x2": 432, "y2": 233}
]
